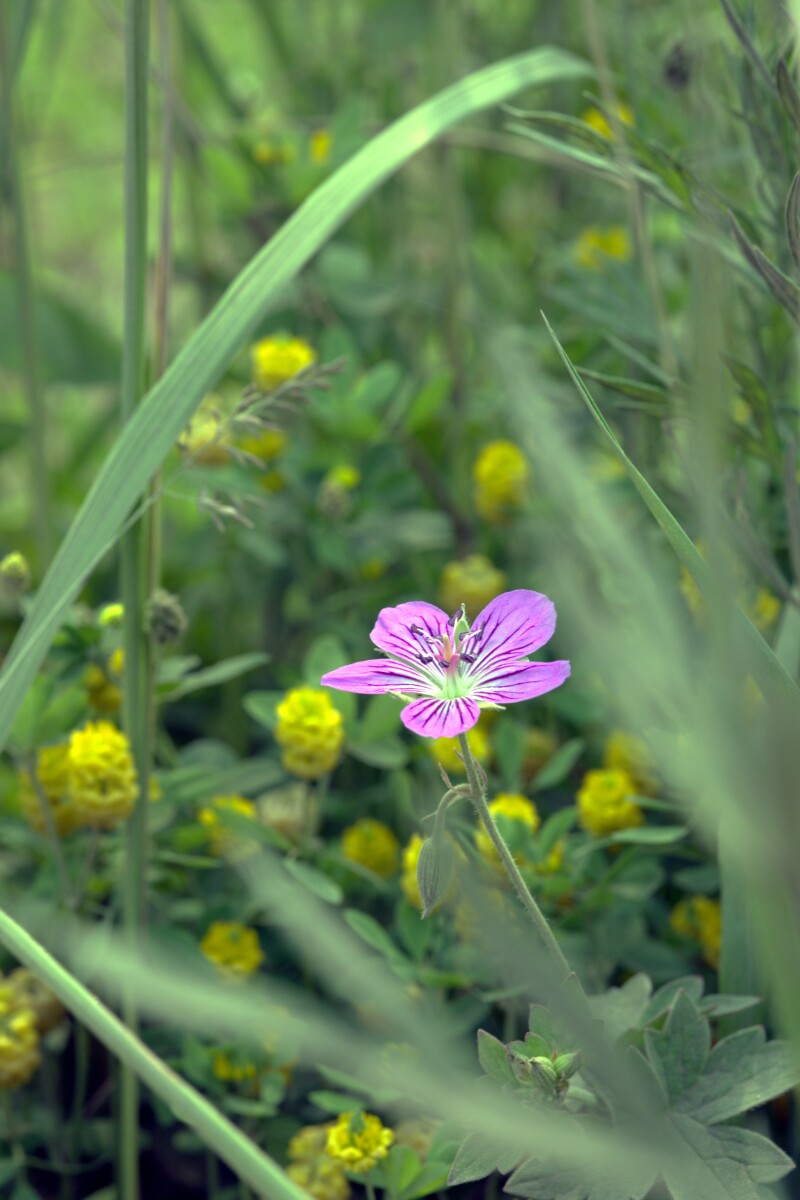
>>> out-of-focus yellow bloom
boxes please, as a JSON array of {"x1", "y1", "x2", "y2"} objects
[
  {"x1": 98, "y1": 602, "x2": 124, "y2": 627},
  {"x1": 68, "y1": 722, "x2": 138, "y2": 831},
  {"x1": 582, "y1": 102, "x2": 634, "y2": 139},
  {"x1": 670, "y1": 895, "x2": 722, "y2": 968},
  {"x1": 7, "y1": 970, "x2": 64, "y2": 1034},
  {"x1": 522, "y1": 727, "x2": 558, "y2": 780},
  {"x1": 201, "y1": 921, "x2": 264, "y2": 978},
  {"x1": 275, "y1": 688, "x2": 345, "y2": 780},
  {"x1": 400, "y1": 833, "x2": 424, "y2": 909},
  {"x1": 537, "y1": 839, "x2": 564, "y2": 875},
  {"x1": 199, "y1": 794, "x2": 259, "y2": 858},
  {"x1": 603, "y1": 730, "x2": 658, "y2": 795},
  {"x1": 289, "y1": 1123, "x2": 336, "y2": 1163},
  {"x1": 18, "y1": 745, "x2": 80, "y2": 837},
  {"x1": 326, "y1": 1111, "x2": 394, "y2": 1174},
  {"x1": 429, "y1": 721, "x2": 491, "y2": 776},
  {"x1": 252, "y1": 336, "x2": 317, "y2": 391},
  {"x1": 573, "y1": 225, "x2": 632, "y2": 271},
  {"x1": 84, "y1": 647, "x2": 124, "y2": 714},
  {"x1": 475, "y1": 793, "x2": 540, "y2": 864},
  {"x1": 259, "y1": 783, "x2": 316, "y2": 842},
  {"x1": 341, "y1": 818, "x2": 400, "y2": 879},
  {"x1": 394, "y1": 1118, "x2": 439, "y2": 1161},
  {"x1": 239, "y1": 427, "x2": 288, "y2": 463},
  {"x1": 0, "y1": 551, "x2": 31, "y2": 596},
  {"x1": 747, "y1": 588, "x2": 781, "y2": 633},
  {"x1": 324, "y1": 465, "x2": 360, "y2": 490},
  {"x1": 576, "y1": 768, "x2": 643, "y2": 837},
  {"x1": 288, "y1": 1157, "x2": 350, "y2": 1200},
  {"x1": 0, "y1": 998, "x2": 40, "y2": 1091},
  {"x1": 212, "y1": 1049, "x2": 258, "y2": 1083},
  {"x1": 587, "y1": 451, "x2": 627, "y2": 483},
  {"x1": 359, "y1": 558, "x2": 388, "y2": 581},
  {"x1": 252, "y1": 139, "x2": 294, "y2": 166},
  {"x1": 310, "y1": 129, "x2": 333, "y2": 164},
  {"x1": 440, "y1": 555, "x2": 506, "y2": 618},
  {"x1": 178, "y1": 408, "x2": 231, "y2": 464},
  {"x1": 472, "y1": 440, "x2": 529, "y2": 522}
]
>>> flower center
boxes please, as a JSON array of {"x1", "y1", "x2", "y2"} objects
[{"x1": 408, "y1": 609, "x2": 485, "y2": 693}]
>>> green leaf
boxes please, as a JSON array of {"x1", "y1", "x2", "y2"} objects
[
  {"x1": 303, "y1": 635, "x2": 348, "y2": 684},
  {"x1": 347, "y1": 737, "x2": 409, "y2": 769},
  {"x1": 532, "y1": 738, "x2": 585, "y2": 792},
  {"x1": 605, "y1": 825, "x2": 687, "y2": 846},
  {"x1": 243, "y1": 690, "x2": 283, "y2": 731},
  {"x1": 675, "y1": 1027, "x2": 800, "y2": 1125},
  {"x1": 644, "y1": 991, "x2": 710, "y2": 1104},
  {"x1": 382, "y1": 1144, "x2": 422, "y2": 1197},
  {"x1": 542, "y1": 315, "x2": 800, "y2": 717},
  {"x1": 399, "y1": 1160, "x2": 452, "y2": 1200},
  {"x1": 343, "y1": 909, "x2": 408, "y2": 966},
  {"x1": 665, "y1": 1113, "x2": 794, "y2": 1200},
  {"x1": 643, "y1": 977, "x2": 704, "y2": 1025},
  {"x1": 308, "y1": 1090, "x2": 364, "y2": 1114},
  {"x1": 728, "y1": 212, "x2": 800, "y2": 324},
  {"x1": 447, "y1": 1132, "x2": 519, "y2": 1186},
  {"x1": 536, "y1": 806, "x2": 578, "y2": 856},
  {"x1": 777, "y1": 59, "x2": 800, "y2": 135},
  {"x1": 588, "y1": 975, "x2": 652, "y2": 1042},
  {"x1": 0, "y1": 47, "x2": 591, "y2": 755},
  {"x1": 477, "y1": 1029, "x2": 516, "y2": 1087},
  {"x1": 282, "y1": 860, "x2": 343, "y2": 905},
  {"x1": 162, "y1": 653, "x2": 269, "y2": 701},
  {"x1": 505, "y1": 1152, "x2": 656, "y2": 1200},
  {"x1": 356, "y1": 695, "x2": 403, "y2": 743},
  {"x1": 395, "y1": 900, "x2": 432, "y2": 962},
  {"x1": 405, "y1": 371, "x2": 454, "y2": 432}
]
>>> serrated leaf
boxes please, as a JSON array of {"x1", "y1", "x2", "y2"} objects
[
  {"x1": 643, "y1": 976, "x2": 705, "y2": 1024},
  {"x1": 675, "y1": 1027, "x2": 800, "y2": 1124},
  {"x1": 665, "y1": 1113, "x2": 794, "y2": 1200},
  {"x1": 532, "y1": 738, "x2": 585, "y2": 792},
  {"x1": 448, "y1": 1132, "x2": 519, "y2": 1186},
  {"x1": 587, "y1": 975, "x2": 652, "y2": 1042},
  {"x1": 505, "y1": 1151, "x2": 656, "y2": 1200},
  {"x1": 644, "y1": 991, "x2": 710, "y2": 1103},
  {"x1": 477, "y1": 1030, "x2": 517, "y2": 1087},
  {"x1": 699, "y1": 995, "x2": 762, "y2": 1018}
]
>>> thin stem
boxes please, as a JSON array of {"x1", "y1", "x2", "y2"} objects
[
  {"x1": 365, "y1": 1178, "x2": 378, "y2": 1200},
  {"x1": 24, "y1": 755, "x2": 71, "y2": 905},
  {"x1": 457, "y1": 732, "x2": 573, "y2": 984},
  {"x1": 119, "y1": 1, "x2": 151, "y2": 1196}
]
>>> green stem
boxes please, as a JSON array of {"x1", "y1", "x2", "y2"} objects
[
  {"x1": 365, "y1": 1178, "x2": 378, "y2": 1200},
  {"x1": 0, "y1": 9, "x2": 50, "y2": 564},
  {"x1": 457, "y1": 732, "x2": 573, "y2": 984},
  {"x1": 0, "y1": 908, "x2": 311, "y2": 1200},
  {"x1": 119, "y1": 1, "x2": 151, "y2": 1196}
]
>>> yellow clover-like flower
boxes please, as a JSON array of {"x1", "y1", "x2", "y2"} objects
[
  {"x1": 212, "y1": 1049, "x2": 258, "y2": 1083},
  {"x1": 439, "y1": 554, "x2": 506, "y2": 619},
  {"x1": 310, "y1": 129, "x2": 333, "y2": 165},
  {"x1": 603, "y1": 730, "x2": 658, "y2": 795},
  {"x1": 341, "y1": 818, "x2": 400, "y2": 879},
  {"x1": 670, "y1": 895, "x2": 722, "y2": 969},
  {"x1": 0, "y1": 551, "x2": 31, "y2": 595},
  {"x1": 239, "y1": 427, "x2": 288, "y2": 463},
  {"x1": 198, "y1": 794, "x2": 259, "y2": 858},
  {"x1": 326, "y1": 1111, "x2": 394, "y2": 1174},
  {"x1": 98, "y1": 602, "x2": 124, "y2": 627},
  {"x1": 400, "y1": 833, "x2": 424, "y2": 909},
  {"x1": 201, "y1": 921, "x2": 265, "y2": 979},
  {"x1": 178, "y1": 408, "x2": 231, "y2": 464},
  {"x1": 18, "y1": 744, "x2": 80, "y2": 837},
  {"x1": 67, "y1": 721, "x2": 138, "y2": 831},
  {"x1": 573, "y1": 225, "x2": 632, "y2": 271},
  {"x1": 0, "y1": 1001, "x2": 40, "y2": 1091},
  {"x1": 6, "y1": 970, "x2": 64, "y2": 1035},
  {"x1": 288, "y1": 1158, "x2": 350, "y2": 1200},
  {"x1": 252, "y1": 336, "x2": 317, "y2": 391},
  {"x1": 472, "y1": 440, "x2": 529, "y2": 522},
  {"x1": 475, "y1": 793, "x2": 540, "y2": 865},
  {"x1": 84, "y1": 647, "x2": 124, "y2": 714},
  {"x1": 275, "y1": 687, "x2": 345, "y2": 780},
  {"x1": 581, "y1": 101, "x2": 634, "y2": 140},
  {"x1": 576, "y1": 768, "x2": 643, "y2": 838}
]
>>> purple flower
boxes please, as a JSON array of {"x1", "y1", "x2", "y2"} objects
[{"x1": 321, "y1": 590, "x2": 570, "y2": 739}]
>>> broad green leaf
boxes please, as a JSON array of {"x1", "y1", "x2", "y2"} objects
[
  {"x1": 665, "y1": 1113, "x2": 794, "y2": 1200},
  {"x1": 477, "y1": 1029, "x2": 516, "y2": 1087},
  {"x1": 399, "y1": 1160, "x2": 452, "y2": 1200},
  {"x1": 0, "y1": 47, "x2": 590, "y2": 754},
  {"x1": 448, "y1": 1132, "x2": 518, "y2": 1186},
  {"x1": 531, "y1": 738, "x2": 585, "y2": 792},
  {"x1": 162, "y1": 653, "x2": 269, "y2": 702},
  {"x1": 347, "y1": 737, "x2": 409, "y2": 769},
  {"x1": 542, "y1": 316, "x2": 800, "y2": 716},
  {"x1": 282, "y1": 860, "x2": 343, "y2": 906},
  {"x1": 343, "y1": 909, "x2": 408, "y2": 966},
  {"x1": 382, "y1": 1144, "x2": 422, "y2": 1197},
  {"x1": 588, "y1": 975, "x2": 652, "y2": 1042},
  {"x1": 643, "y1": 977, "x2": 704, "y2": 1025},
  {"x1": 644, "y1": 992, "x2": 710, "y2": 1103},
  {"x1": 675, "y1": 1027, "x2": 800, "y2": 1125},
  {"x1": 505, "y1": 1152, "x2": 656, "y2": 1200},
  {"x1": 243, "y1": 691, "x2": 283, "y2": 731}
]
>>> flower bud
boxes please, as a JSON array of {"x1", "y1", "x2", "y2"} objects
[
  {"x1": 416, "y1": 833, "x2": 454, "y2": 918},
  {"x1": 146, "y1": 588, "x2": 187, "y2": 646},
  {"x1": 0, "y1": 552, "x2": 30, "y2": 598},
  {"x1": 554, "y1": 1051, "x2": 580, "y2": 1079}
]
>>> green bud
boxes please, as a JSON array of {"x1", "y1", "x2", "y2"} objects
[
  {"x1": 529, "y1": 1057, "x2": 560, "y2": 1088},
  {"x1": 554, "y1": 1051, "x2": 580, "y2": 1079},
  {"x1": 417, "y1": 833, "x2": 454, "y2": 918},
  {"x1": 0, "y1": 551, "x2": 30, "y2": 596}
]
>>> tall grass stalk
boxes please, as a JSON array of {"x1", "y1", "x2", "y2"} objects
[{"x1": 119, "y1": 0, "x2": 151, "y2": 1195}]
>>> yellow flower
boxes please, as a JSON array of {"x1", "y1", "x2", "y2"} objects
[
  {"x1": 252, "y1": 336, "x2": 317, "y2": 391},
  {"x1": 18, "y1": 745, "x2": 80, "y2": 837},
  {"x1": 201, "y1": 921, "x2": 264, "y2": 979},
  {"x1": 472, "y1": 440, "x2": 529, "y2": 522},
  {"x1": 198, "y1": 794, "x2": 259, "y2": 858},
  {"x1": 7, "y1": 970, "x2": 64, "y2": 1035},
  {"x1": 84, "y1": 648, "x2": 124, "y2": 714},
  {"x1": 0, "y1": 551, "x2": 31, "y2": 596},
  {"x1": 577, "y1": 768, "x2": 643, "y2": 837},
  {"x1": 359, "y1": 558, "x2": 388, "y2": 581},
  {"x1": 439, "y1": 555, "x2": 506, "y2": 618},
  {"x1": 275, "y1": 687, "x2": 345, "y2": 780},
  {"x1": 252, "y1": 139, "x2": 293, "y2": 167},
  {"x1": 582, "y1": 102, "x2": 634, "y2": 139},
  {"x1": 178, "y1": 408, "x2": 231, "y2": 464},
  {"x1": 0, "y1": 1001, "x2": 40, "y2": 1091},
  {"x1": 212, "y1": 1049, "x2": 258, "y2": 1083},
  {"x1": 326, "y1": 1111, "x2": 394, "y2": 1174},
  {"x1": 310, "y1": 129, "x2": 333, "y2": 164},
  {"x1": 429, "y1": 721, "x2": 491, "y2": 776},
  {"x1": 400, "y1": 833, "x2": 424, "y2": 909},
  {"x1": 341, "y1": 818, "x2": 400, "y2": 879},
  {"x1": 98, "y1": 602, "x2": 124, "y2": 627},
  {"x1": 573, "y1": 225, "x2": 632, "y2": 271},
  {"x1": 538, "y1": 839, "x2": 564, "y2": 874},
  {"x1": 670, "y1": 896, "x2": 722, "y2": 968},
  {"x1": 324, "y1": 465, "x2": 360, "y2": 491},
  {"x1": 239, "y1": 427, "x2": 289, "y2": 463},
  {"x1": 288, "y1": 1158, "x2": 350, "y2": 1200},
  {"x1": 289, "y1": 1123, "x2": 336, "y2": 1163},
  {"x1": 747, "y1": 588, "x2": 781, "y2": 633},
  {"x1": 67, "y1": 721, "x2": 138, "y2": 830},
  {"x1": 603, "y1": 730, "x2": 658, "y2": 795},
  {"x1": 475, "y1": 793, "x2": 540, "y2": 865}
]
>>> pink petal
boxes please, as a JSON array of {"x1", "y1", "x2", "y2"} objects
[
  {"x1": 400, "y1": 696, "x2": 480, "y2": 738},
  {"x1": 322, "y1": 659, "x2": 434, "y2": 695},
  {"x1": 370, "y1": 601, "x2": 450, "y2": 660},
  {"x1": 469, "y1": 659, "x2": 571, "y2": 704},
  {"x1": 471, "y1": 590, "x2": 557, "y2": 671}
]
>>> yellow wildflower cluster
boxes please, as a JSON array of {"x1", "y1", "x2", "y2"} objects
[
  {"x1": 581, "y1": 101, "x2": 634, "y2": 139},
  {"x1": 200, "y1": 922, "x2": 265, "y2": 979},
  {"x1": 576, "y1": 768, "x2": 643, "y2": 837},
  {"x1": 0, "y1": 1003, "x2": 39, "y2": 1091},
  {"x1": 98, "y1": 602, "x2": 124, "y2": 627},
  {"x1": 475, "y1": 793, "x2": 540, "y2": 865},
  {"x1": 472, "y1": 440, "x2": 529, "y2": 522},
  {"x1": 6, "y1": 970, "x2": 64, "y2": 1034},
  {"x1": 199, "y1": 794, "x2": 259, "y2": 858},
  {"x1": 288, "y1": 1123, "x2": 350, "y2": 1200},
  {"x1": 326, "y1": 1111, "x2": 394, "y2": 1174},
  {"x1": 252, "y1": 336, "x2": 317, "y2": 391},
  {"x1": 18, "y1": 744, "x2": 80, "y2": 836},
  {"x1": 212, "y1": 1049, "x2": 258, "y2": 1083},
  {"x1": 573, "y1": 226, "x2": 632, "y2": 271},
  {"x1": 341, "y1": 818, "x2": 399, "y2": 879},
  {"x1": 310, "y1": 129, "x2": 332, "y2": 165},
  {"x1": 439, "y1": 554, "x2": 506, "y2": 618},
  {"x1": 84, "y1": 647, "x2": 124, "y2": 714},
  {"x1": 275, "y1": 687, "x2": 345, "y2": 779},
  {"x1": 178, "y1": 407, "x2": 231, "y2": 465},
  {"x1": 67, "y1": 721, "x2": 138, "y2": 830},
  {"x1": 603, "y1": 730, "x2": 658, "y2": 795},
  {"x1": 670, "y1": 895, "x2": 722, "y2": 969},
  {"x1": 747, "y1": 587, "x2": 781, "y2": 633},
  {"x1": 401, "y1": 833, "x2": 425, "y2": 909},
  {"x1": 429, "y1": 720, "x2": 491, "y2": 775}
]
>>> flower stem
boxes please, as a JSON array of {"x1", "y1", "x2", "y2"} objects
[{"x1": 457, "y1": 732, "x2": 573, "y2": 983}]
